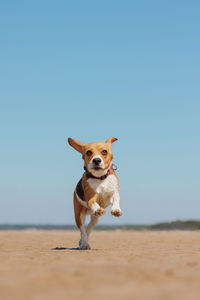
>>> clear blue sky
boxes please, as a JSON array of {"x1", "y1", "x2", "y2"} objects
[{"x1": 0, "y1": 1, "x2": 200, "y2": 224}]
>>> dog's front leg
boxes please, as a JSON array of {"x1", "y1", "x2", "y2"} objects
[
  {"x1": 87, "y1": 194, "x2": 106, "y2": 216},
  {"x1": 110, "y1": 190, "x2": 123, "y2": 217},
  {"x1": 84, "y1": 179, "x2": 106, "y2": 216}
]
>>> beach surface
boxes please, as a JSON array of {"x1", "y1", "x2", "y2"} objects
[{"x1": 1, "y1": 230, "x2": 200, "y2": 300}]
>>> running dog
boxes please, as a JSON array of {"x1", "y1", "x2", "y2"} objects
[{"x1": 68, "y1": 137, "x2": 122, "y2": 250}]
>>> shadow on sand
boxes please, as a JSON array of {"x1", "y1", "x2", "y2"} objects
[{"x1": 51, "y1": 247, "x2": 80, "y2": 251}]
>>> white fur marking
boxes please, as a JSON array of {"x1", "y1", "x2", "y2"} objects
[
  {"x1": 87, "y1": 174, "x2": 120, "y2": 209},
  {"x1": 87, "y1": 155, "x2": 107, "y2": 177},
  {"x1": 88, "y1": 155, "x2": 104, "y2": 168},
  {"x1": 110, "y1": 190, "x2": 121, "y2": 211},
  {"x1": 91, "y1": 202, "x2": 100, "y2": 213},
  {"x1": 88, "y1": 174, "x2": 118, "y2": 194},
  {"x1": 88, "y1": 168, "x2": 108, "y2": 177},
  {"x1": 79, "y1": 213, "x2": 90, "y2": 249}
]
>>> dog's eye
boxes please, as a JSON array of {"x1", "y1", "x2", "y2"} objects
[
  {"x1": 102, "y1": 149, "x2": 107, "y2": 155},
  {"x1": 86, "y1": 150, "x2": 92, "y2": 156}
]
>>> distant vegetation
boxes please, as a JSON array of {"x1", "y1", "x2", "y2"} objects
[
  {"x1": 149, "y1": 220, "x2": 200, "y2": 230},
  {"x1": 1, "y1": 220, "x2": 200, "y2": 230}
]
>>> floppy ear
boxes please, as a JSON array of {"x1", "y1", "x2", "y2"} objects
[
  {"x1": 106, "y1": 137, "x2": 118, "y2": 144},
  {"x1": 68, "y1": 138, "x2": 85, "y2": 154}
]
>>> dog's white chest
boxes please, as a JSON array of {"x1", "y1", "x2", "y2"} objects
[{"x1": 87, "y1": 175, "x2": 118, "y2": 208}]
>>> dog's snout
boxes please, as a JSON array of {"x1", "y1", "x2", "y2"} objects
[{"x1": 93, "y1": 157, "x2": 101, "y2": 165}]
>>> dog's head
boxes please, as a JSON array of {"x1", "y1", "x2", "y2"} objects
[{"x1": 68, "y1": 137, "x2": 118, "y2": 176}]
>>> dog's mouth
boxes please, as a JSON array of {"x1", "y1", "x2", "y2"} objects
[{"x1": 93, "y1": 166, "x2": 103, "y2": 170}]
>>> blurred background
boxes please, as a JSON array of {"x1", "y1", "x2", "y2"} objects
[{"x1": 0, "y1": 0, "x2": 199, "y2": 225}]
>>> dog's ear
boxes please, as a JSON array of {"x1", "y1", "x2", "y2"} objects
[
  {"x1": 105, "y1": 137, "x2": 118, "y2": 145},
  {"x1": 68, "y1": 138, "x2": 85, "y2": 154}
]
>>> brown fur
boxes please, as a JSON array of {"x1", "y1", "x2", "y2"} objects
[
  {"x1": 68, "y1": 138, "x2": 118, "y2": 228},
  {"x1": 73, "y1": 192, "x2": 82, "y2": 228}
]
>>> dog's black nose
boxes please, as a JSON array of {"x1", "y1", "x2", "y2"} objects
[{"x1": 93, "y1": 158, "x2": 101, "y2": 165}]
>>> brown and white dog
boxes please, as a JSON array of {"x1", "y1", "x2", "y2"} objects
[{"x1": 68, "y1": 137, "x2": 122, "y2": 250}]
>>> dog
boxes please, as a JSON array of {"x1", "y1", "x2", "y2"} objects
[{"x1": 68, "y1": 137, "x2": 122, "y2": 250}]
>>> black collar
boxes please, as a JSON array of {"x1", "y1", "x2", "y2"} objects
[{"x1": 84, "y1": 165, "x2": 112, "y2": 180}]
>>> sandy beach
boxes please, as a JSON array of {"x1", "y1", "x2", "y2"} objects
[{"x1": 1, "y1": 230, "x2": 200, "y2": 300}]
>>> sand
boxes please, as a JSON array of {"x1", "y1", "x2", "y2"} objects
[{"x1": 0, "y1": 230, "x2": 200, "y2": 300}]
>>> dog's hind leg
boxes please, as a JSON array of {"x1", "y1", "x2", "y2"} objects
[
  {"x1": 79, "y1": 211, "x2": 91, "y2": 250},
  {"x1": 87, "y1": 215, "x2": 99, "y2": 240},
  {"x1": 74, "y1": 192, "x2": 91, "y2": 250}
]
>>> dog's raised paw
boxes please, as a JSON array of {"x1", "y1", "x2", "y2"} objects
[
  {"x1": 94, "y1": 207, "x2": 106, "y2": 216},
  {"x1": 111, "y1": 209, "x2": 123, "y2": 217}
]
